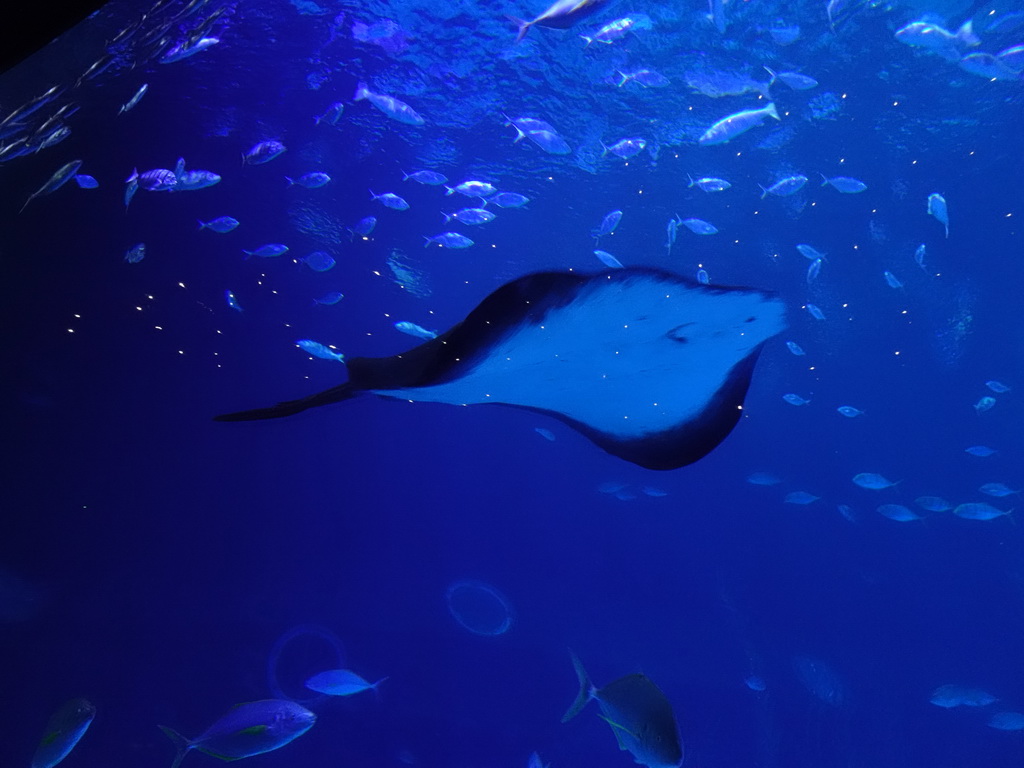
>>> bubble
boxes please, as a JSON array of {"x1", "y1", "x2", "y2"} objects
[
  {"x1": 445, "y1": 580, "x2": 514, "y2": 636},
  {"x1": 266, "y1": 624, "x2": 346, "y2": 705}
]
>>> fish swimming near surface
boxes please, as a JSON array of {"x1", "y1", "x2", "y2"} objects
[
  {"x1": 214, "y1": 268, "x2": 786, "y2": 470},
  {"x1": 561, "y1": 650, "x2": 683, "y2": 768},
  {"x1": 509, "y1": 0, "x2": 615, "y2": 42}
]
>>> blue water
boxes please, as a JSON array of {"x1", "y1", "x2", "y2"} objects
[{"x1": 2, "y1": 0, "x2": 1024, "y2": 766}]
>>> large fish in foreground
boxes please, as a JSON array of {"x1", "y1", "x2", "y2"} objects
[
  {"x1": 215, "y1": 268, "x2": 786, "y2": 470},
  {"x1": 562, "y1": 651, "x2": 683, "y2": 768}
]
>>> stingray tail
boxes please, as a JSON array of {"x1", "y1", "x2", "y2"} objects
[
  {"x1": 561, "y1": 649, "x2": 594, "y2": 723},
  {"x1": 213, "y1": 382, "x2": 356, "y2": 422}
]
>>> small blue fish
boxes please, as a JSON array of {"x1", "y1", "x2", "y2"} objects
[
  {"x1": 820, "y1": 174, "x2": 867, "y2": 193},
  {"x1": 198, "y1": 216, "x2": 240, "y2": 233},
  {"x1": 916, "y1": 496, "x2": 952, "y2": 512},
  {"x1": 243, "y1": 243, "x2": 289, "y2": 258},
  {"x1": 877, "y1": 504, "x2": 922, "y2": 522},
  {"x1": 353, "y1": 216, "x2": 377, "y2": 236},
  {"x1": 665, "y1": 216, "x2": 679, "y2": 254},
  {"x1": 297, "y1": 340, "x2": 345, "y2": 362},
  {"x1": 699, "y1": 103, "x2": 779, "y2": 145},
  {"x1": 785, "y1": 341, "x2": 805, "y2": 356},
  {"x1": 966, "y1": 445, "x2": 997, "y2": 457},
  {"x1": 765, "y1": 66, "x2": 818, "y2": 90},
  {"x1": 783, "y1": 393, "x2": 810, "y2": 406},
  {"x1": 159, "y1": 36, "x2": 220, "y2": 64},
  {"x1": 687, "y1": 175, "x2": 731, "y2": 192},
  {"x1": 287, "y1": 172, "x2": 331, "y2": 188},
  {"x1": 424, "y1": 232, "x2": 474, "y2": 249},
  {"x1": 883, "y1": 270, "x2": 903, "y2": 289},
  {"x1": 490, "y1": 192, "x2": 530, "y2": 208},
  {"x1": 174, "y1": 170, "x2": 221, "y2": 192},
  {"x1": 806, "y1": 258, "x2": 822, "y2": 283},
  {"x1": 448, "y1": 180, "x2": 497, "y2": 198},
  {"x1": 225, "y1": 290, "x2": 243, "y2": 312},
  {"x1": 314, "y1": 102, "x2": 344, "y2": 126},
  {"x1": 313, "y1": 291, "x2": 344, "y2": 306},
  {"x1": 837, "y1": 406, "x2": 864, "y2": 418},
  {"x1": 805, "y1": 303, "x2": 826, "y2": 320},
  {"x1": 913, "y1": 243, "x2": 928, "y2": 272},
  {"x1": 746, "y1": 472, "x2": 781, "y2": 486},
  {"x1": 21, "y1": 159, "x2": 82, "y2": 212},
  {"x1": 785, "y1": 491, "x2": 819, "y2": 504},
  {"x1": 696, "y1": 268, "x2": 710, "y2": 284},
  {"x1": 535, "y1": 427, "x2": 556, "y2": 441},
  {"x1": 137, "y1": 168, "x2": 177, "y2": 191},
  {"x1": 443, "y1": 208, "x2": 495, "y2": 225},
  {"x1": 370, "y1": 189, "x2": 409, "y2": 211},
  {"x1": 616, "y1": 69, "x2": 670, "y2": 88},
  {"x1": 402, "y1": 169, "x2": 448, "y2": 185},
  {"x1": 592, "y1": 210, "x2": 622, "y2": 239},
  {"x1": 305, "y1": 669, "x2": 388, "y2": 696},
  {"x1": 681, "y1": 218, "x2": 718, "y2": 235},
  {"x1": 602, "y1": 137, "x2": 646, "y2": 159},
  {"x1": 124, "y1": 174, "x2": 139, "y2": 209},
  {"x1": 760, "y1": 175, "x2": 808, "y2": 198},
  {"x1": 953, "y1": 502, "x2": 1011, "y2": 521},
  {"x1": 927, "y1": 193, "x2": 949, "y2": 238},
  {"x1": 74, "y1": 174, "x2": 98, "y2": 189},
  {"x1": 852, "y1": 472, "x2": 899, "y2": 490},
  {"x1": 32, "y1": 698, "x2": 95, "y2": 768},
  {"x1": 979, "y1": 483, "x2": 1018, "y2": 497},
  {"x1": 594, "y1": 250, "x2": 623, "y2": 269},
  {"x1": 745, "y1": 675, "x2": 767, "y2": 692},
  {"x1": 394, "y1": 321, "x2": 437, "y2": 340},
  {"x1": 986, "y1": 380, "x2": 1011, "y2": 393},
  {"x1": 243, "y1": 140, "x2": 286, "y2": 165},
  {"x1": 353, "y1": 82, "x2": 425, "y2": 126},
  {"x1": 974, "y1": 396, "x2": 996, "y2": 413},
  {"x1": 119, "y1": 83, "x2": 148, "y2": 114},
  {"x1": 124, "y1": 243, "x2": 145, "y2": 263},
  {"x1": 159, "y1": 700, "x2": 315, "y2": 768},
  {"x1": 299, "y1": 251, "x2": 336, "y2": 272},
  {"x1": 796, "y1": 244, "x2": 825, "y2": 261}
]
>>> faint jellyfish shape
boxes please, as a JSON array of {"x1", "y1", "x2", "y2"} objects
[
  {"x1": 266, "y1": 624, "x2": 346, "y2": 705},
  {"x1": 445, "y1": 580, "x2": 514, "y2": 636}
]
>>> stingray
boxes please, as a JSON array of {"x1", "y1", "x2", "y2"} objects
[{"x1": 215, "y1": 267, "x2": 786, "y2": 470}]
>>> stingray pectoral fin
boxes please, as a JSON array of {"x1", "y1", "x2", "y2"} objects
[
  {"x1": 213, "y1": 382, "x2": 356, "y2": 421},
  {"x1": 521, "y1": 347, "x2": 763, "y2": 471}
]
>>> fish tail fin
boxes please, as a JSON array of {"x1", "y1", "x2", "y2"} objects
[
  {"x1": 765, "y1": 102, "x2": 780, "y2": 120},
  {"x1": 561, "y1": 649, "x2": 593, "y2": 723},
  {"x1": 507, "y1": 15, "x2": 531, "y2": 43},
  {"x1": 763, "y1": 65, "x2": 777, "y2": 82},
  {"x1": 158, "y1": 725, "x2": 191, "y2": 768},
  {"x1": 368, "y1": 188, "x2": 377, "y2": 200},
  {"x1": 214, "y1": 381, "x2": 357, "y2": 422},
  {"x1": 401, "y1": 169, "x2": 410, "y2": 181},
  {"x1": 19, "y1": 195, "x2": 32, "y2": 214},
  {"x1": 423, "y1": 236, "x2": 434, "y2": 248},
  {"x1": 615, "y1": 70, "x2": 628, "y2": 87},
  {"x1": 285, "y1": 176, "x2": 294, "y2": 186},
  {"x1": 758, "y1": 185, "x2": 768, "y2": 199},
  {"x1": 353, "y1": 81, "x2": 370, "y2": 101},
  {"x1": 599, "y1": 141, "x2": 609, "y2": 157},
  {"x1": 820, "y1": 172, "x2": 829, "y2": 187},
  {"x1": 197, "y1": 219, "x2": 207, "y2": 230},
  {"x1": 441, "y1": 212, "x2": 452, "y2": 223},
  {"x1": 443, "y1": 186, "x2": 454, "y2": 196},
  {"x1": 580, "y1": 35, "x2": 593, "y2": 47}
]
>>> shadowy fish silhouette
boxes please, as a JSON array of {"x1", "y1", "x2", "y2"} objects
[
  {"x1": 509, "y1": 0, "x2": 615, "y2": 43},
  {"x1": 159, "y1": 700, "x2": 315, "y2": 768},
  {"x1": 561, "y1": 651, "x2": 683, "y2": 768}
]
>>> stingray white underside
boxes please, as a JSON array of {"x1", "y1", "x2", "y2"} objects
[{"x1": 373, "y1": 275, "x2": 786, "y2": 440}]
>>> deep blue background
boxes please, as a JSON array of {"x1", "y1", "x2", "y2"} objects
[{"x1": 2, "y1": 0, "x2": 1024, "y2": 766}]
